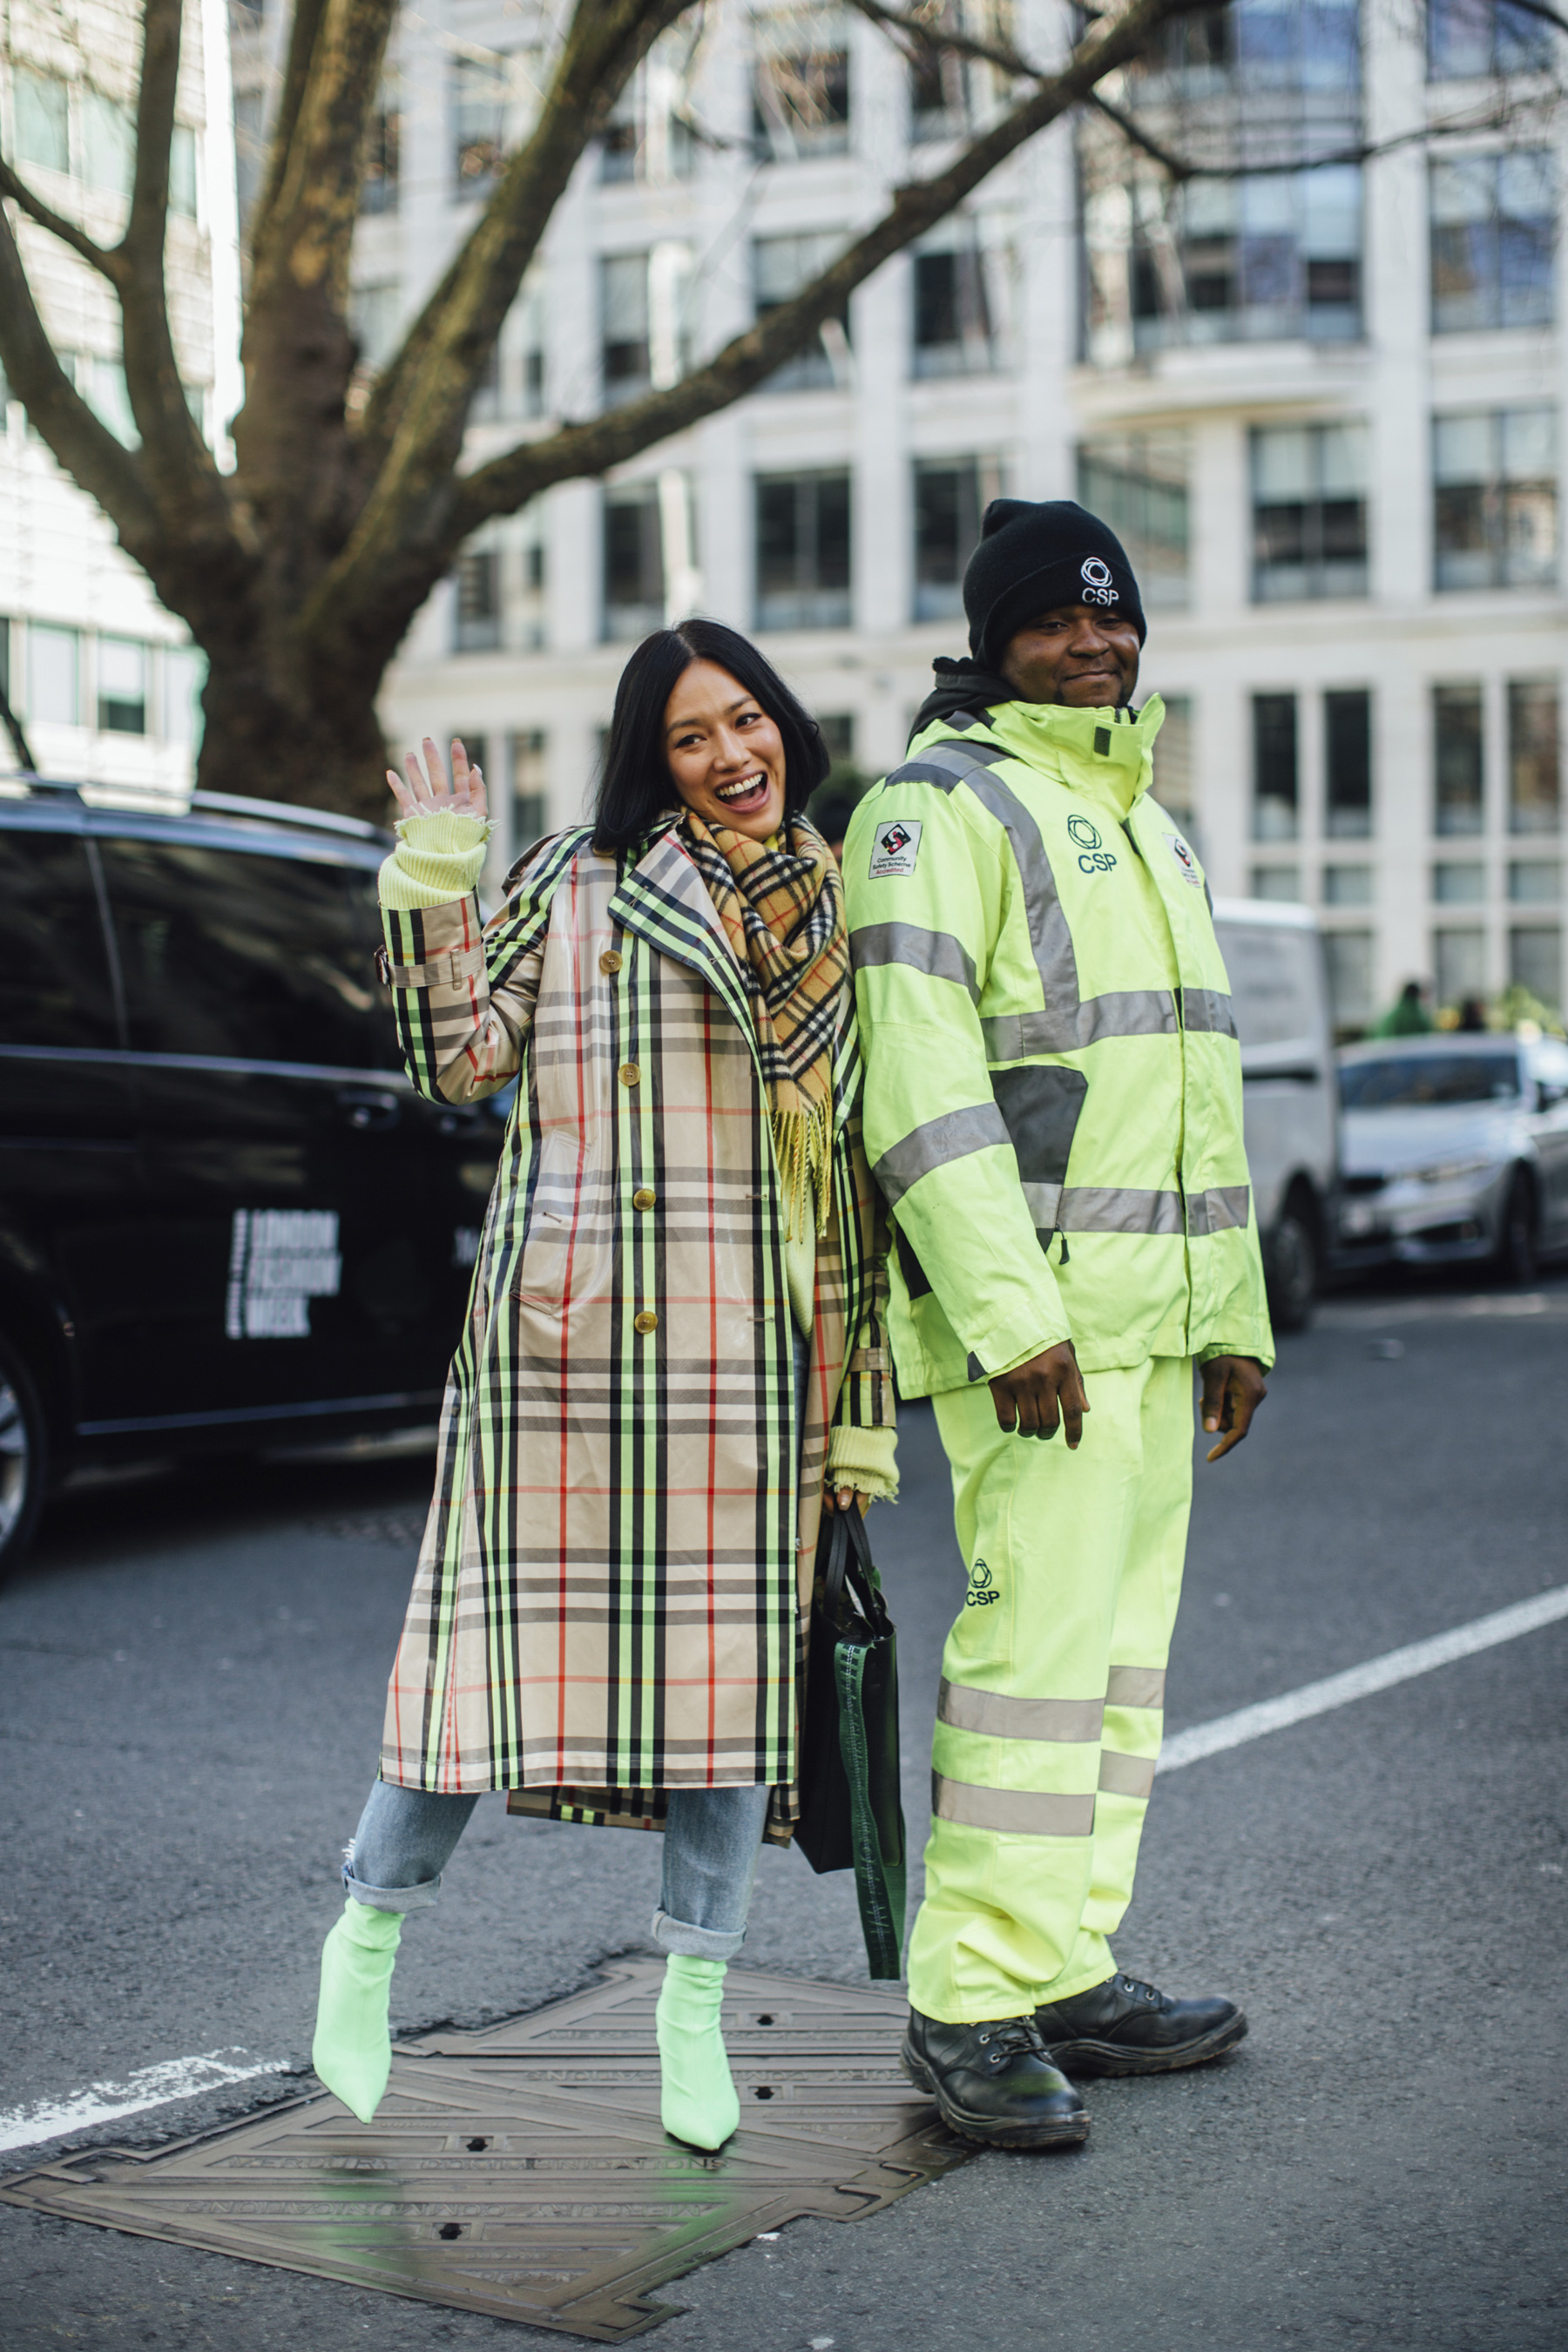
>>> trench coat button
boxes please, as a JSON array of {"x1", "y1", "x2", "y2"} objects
[
  {"x1": 618, "y1": 1062, "x2": 640, "y2": 1086},
  {"x1": 632, "y1": 1187, "x2": 656, "y2": 1210},
  {"x1": 599, "y1": 949, "x2": 622, "y2": 974},
  {"x1": 634, "y1": 1310, "x2": 659, "y2": 1334}
]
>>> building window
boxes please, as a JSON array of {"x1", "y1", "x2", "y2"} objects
[
  {"x1": 1434, "y1": 926, "x2": 1486, "y2": 1005},
  {"x1": 911, "y1": 226, "x2": 1000, "y2": 377},
  {"x1": 754, "y1": 26, "x2": 850, "y2": 160},
  {"x1": 29, "y1": 624, "x2": 79, "y2": 726},
  {"x1": 1434, "y1": 683, "x2": 1485, "y2": 833},
  {"x1": 604, "y1": 483, "x2": 665, "y2": 641},
  {"x1": 1430, "y1": 153, "x2": 1555, "y2": 333},
  {"x1": 1429, "y1": 0, "x2": 1555, "y2": 80},
  {"x1": 362, "y1": 105, "x2": 399, "y2": 214},
  {"x1": 98, "y1": 638, "x2": 146, "y2": 733},
  {"x1": 818, "y1": 713, "x2": 856, "y2": 767},
  {"x1": 1433, "y1": 860, "x2": 1486, "y2": 902},
  {"x1": 1434, "y1": 408, "x2": 1557, "y2": 591},
  {"x1": 1510, "y1": 859, "x2": 1560, "y2": 902},
  {"x1": 753, "y1": 233, "x2": 850, "y2": 392},
  {"x1": 169, "y1": 125, "x2": 198, "y2": 220},
  {"x1": 1510, "y1": 925, "x2": 1562, "y2": 1006},
  {"x1": 13, "y1": 70, "x2": 70, "y2": 173},
  {"x1": 599, "y1": 62, "x2": 696, "y2": 184},
  {"x1": 349, "y1": 283, "x2": 401, "y2": 370},
  {"x1": 452, "y1": 53, "x2": 514, "y2": 195},
  {"x1": 1253, "y1": 691, "x2": 1299, "y2": 841},
  {"x1": 1078, "y1": 434, "x2": 1190, "y2": 611},
  {"x1": 913, "y1": 456, "x2": 1003, "y2": 623},
  {"x1": 511, "y1": 730, "x2": 549, "y2": 854},
  {"x1": 1251, "y1": 865, "x2": 1303, "y2": 902},
  {"x1": 452, "y1": 550, "x2": 501, "y2": 653},
  {"x1": 78, "y1": 355, "x2": 137, "y2": 446},
  {"x1": 755, "y1": 470, "x2": 852, "y2": 631},
  {"x1": 1509, "y1": 678, "x2": 1560, "y2": 834},
  {"x1": 1251, "y1": 422, "x2": 1369, "y2": 602},
  {"x1": 600, "y1": 248, "x2": 691, "y2": 409},
  {"x1": 1323, "y1": 930, "x2": 1375, "y2": 1031},
  {"x1": 1153, "y1": 693, "x2": 1196, "y2": 842},
  {"x1": 82, "y1": 91, "x2": 134, "y2": 198},
  {"x1": 1323, "y1": 863, "x2": 1373, "y2": 905},
  {"x1": 1325, "y1": 688, "x2": 1372, "y2": 836}
]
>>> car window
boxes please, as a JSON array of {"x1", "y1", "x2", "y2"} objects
[
  {"x1": 0, "y1": 827, "x2": 119, "y2": 1050},
  {"x1": 99, "y1": 837, "x2": 399, "y2": 1070},
  {"x1": 1213, "y1": 923, "x2": 1322, "y2": 1049},
  {"x1": 1338, "y1": 1054, "x2": 1520, "y2": 1111}
]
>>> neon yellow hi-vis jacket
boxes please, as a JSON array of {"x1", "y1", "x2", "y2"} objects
[{"x1": 842, "y1": 693, "x2": 1274, "y2": 1396}]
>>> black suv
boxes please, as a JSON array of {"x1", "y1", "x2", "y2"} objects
[{"x1": 0, "y1": 779, "x2": 505, "y2": 1571}]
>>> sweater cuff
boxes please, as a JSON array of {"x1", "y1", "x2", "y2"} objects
[
  {"x1": 828, "y1": 1423, "x2": 898, "y2": 1502},
  {"x1": 378, "y1": 810, "x2": 493, "y2": 908}
]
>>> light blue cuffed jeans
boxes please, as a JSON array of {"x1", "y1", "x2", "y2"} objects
[{"x1": 341, "y1": 1329, "x2": 809, "y2": 1964}]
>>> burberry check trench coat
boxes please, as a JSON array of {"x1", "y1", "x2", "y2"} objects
[{"x1": 377, "y1": 821, "x2": 893, "y2": 1843}]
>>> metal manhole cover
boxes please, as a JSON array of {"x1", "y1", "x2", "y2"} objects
[{"x1": 1, "y1": 1962, "x2": 975, "y2": 2340}]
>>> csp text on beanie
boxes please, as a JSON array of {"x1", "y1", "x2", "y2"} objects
[{"x1": 963, "y1": 499, "x2": 1146, "y2": 668}]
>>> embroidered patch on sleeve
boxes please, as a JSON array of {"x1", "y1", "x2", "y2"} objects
[
  {"x1": 868, "y1": 817, "x2": 923, "y2": 879},
  {"x1": 1165, "y1": 831, "x2": 1204, "y2": 888}
]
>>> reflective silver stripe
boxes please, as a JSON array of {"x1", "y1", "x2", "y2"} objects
[
  {"x1": 1186, "y1": 1184, "x2": 1252, "y2": 1235},
  {"x1": 1021, "y1": 1184, "x2": 1184, "y2": 1237},
  {"x1": 1016, "y1": 1187, "x2": 1250, "y2": 1240},
  {"x1": 1098, "y1": 1750, "x2": 1157, "y2": 1801},
  {"x1": 1179, "y1": 987, "x2": 1238, "y2": 1039},
  {"x1": 939, "y1": 1679, "x2": 1104, "y2": 1744},
  {"x1": 1105, "y1": 1666, "x2": 1166, "y2": 1709},
  {"x1": 982, "y1": 994, "x2": 1177, "y2": 1059},
  {"x1": 853, "y1": 923, "x2": 980, "y2": 1004},
  {"x1": 909, "y1": 743, "x2": 1085, "y2": 1051},
  {"x1": 932, "y1": 1771, "x2": 1095, "y2": 1838},
  {"x1": 872, "y1": 1101, "x2": 1010, "y2": 1209}
]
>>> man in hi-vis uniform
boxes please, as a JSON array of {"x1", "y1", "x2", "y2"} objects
[{"x1": 844, "y1": 500, "x2": 1273, "y2": 2149}]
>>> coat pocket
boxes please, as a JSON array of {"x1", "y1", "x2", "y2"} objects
[
  {"x1": 990, "y1": 1064, "x2": 1089, "y2": 1238},
  {"x1": 511, "y1": 1131, "x2": 589, "y2": 1310}
]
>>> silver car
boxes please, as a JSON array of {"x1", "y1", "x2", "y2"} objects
[{"x1": 1335, "y1": 1032, "x2": 1568, "y2": 1281}]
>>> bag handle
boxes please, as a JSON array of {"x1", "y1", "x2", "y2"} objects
[{"x1": 818, "y1": 1501, "x2": 888, "y2": 1634}]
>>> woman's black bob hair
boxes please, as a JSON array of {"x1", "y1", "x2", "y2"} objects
[{"x1": 591, "y1": 618, "x2": 829, "y2": 853}]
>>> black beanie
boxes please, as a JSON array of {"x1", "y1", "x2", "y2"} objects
[{"x1": 963, "y1": 498, "x2": 1146, "y2": 666}]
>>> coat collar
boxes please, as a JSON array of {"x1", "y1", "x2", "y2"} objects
[
  {"x1": 913, "y1": 694, "x2": 1166, "y2": 823},
  {"x1": 608, "y1": 821, "x2": 759, "y2": 1044}
]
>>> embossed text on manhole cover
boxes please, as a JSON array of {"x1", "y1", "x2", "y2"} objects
[{"x1": 0, "y1": 1963, "x2": 974, "y2": 2340}]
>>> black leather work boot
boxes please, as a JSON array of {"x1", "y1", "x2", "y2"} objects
[
  {"x1": 901, "y1": 2009, "x2": 1090, "y2": 2149},
  {"x1": 1033, "y1": 1971, "x2": 1247, "y2": 2076}
]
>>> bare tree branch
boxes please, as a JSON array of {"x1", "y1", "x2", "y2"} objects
[
  {"x1": 116, "y1": 0, "x2": 229, "y2": 520},
  {"x1": 249, "y1": 0, "x2": 334, "y2": 249},
  {"x1": 1089, "y1": 84, "x2": 1565, "y2": 182},
  {"x1": 312, "y1": 0, "x2": 693, "y2": 621},
  {"x1": 0, "y1": 671, "x2": 37, "y2": 774},
  {"x1": 0, "y1": 206, "x2": 161, "y2": 552},
  {"x1": 356, "y1": 0, "x2": 692, "y2": 471},
  {"x1": 449, "y1": 0, "x2": 1191, "y2": 546},
  {"x1": 848, "y1": 0, "x2": 1037, "y2": 80},
  {"x1": 1497, "y1": 0, "x2": 1568, "y2": 35},
  {"x1": 0, "y1": 159, "x2": 125, "y2": 280}
]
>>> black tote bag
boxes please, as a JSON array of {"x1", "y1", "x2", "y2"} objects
[{"x1": 794, "y1": 1504, "x2": 908, "y2": 1980}]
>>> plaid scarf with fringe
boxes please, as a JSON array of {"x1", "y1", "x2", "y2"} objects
[{"x1": 679, "y1": 808, "x2": 848, "y2": 1241}]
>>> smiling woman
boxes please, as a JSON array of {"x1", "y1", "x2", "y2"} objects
[{"x1": 309, "y1": 618, "x2": 896, "y2": 2160}]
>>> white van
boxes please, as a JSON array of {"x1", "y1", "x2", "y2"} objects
[{"x1": 1212, "y1": 898, "x2": 1338, "y2": 1329}]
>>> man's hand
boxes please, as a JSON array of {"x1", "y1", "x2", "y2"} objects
[
  {"x1": 1200, "y1": 1355, "x2": 1267, "y2": 1463},
  {"x1": 989, "y1": 1343, "x2": 1089, "y2": 1447}
]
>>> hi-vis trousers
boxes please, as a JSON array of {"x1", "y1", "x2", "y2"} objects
[{"x1": 907, "y1": 1355, "x2": 1194, "y2": 2025}]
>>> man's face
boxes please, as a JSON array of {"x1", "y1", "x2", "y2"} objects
[{"x1": 999, "y1": 604, "x2": 1142, "y2": 708}]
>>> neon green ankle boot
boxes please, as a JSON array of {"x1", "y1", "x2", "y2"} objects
[
  {"x1": 656, "y1": 1954, "x2": 740, "y2": 2151},
  {"x1": 312, "y1": 1898, "x2": 403, "y2": 2123}
]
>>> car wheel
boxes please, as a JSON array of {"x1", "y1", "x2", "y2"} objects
[
  {"x1": 0, "y1": 1330, "x2": 49, "y2": 1581},
  {"x1": 1497, "y1": 1168, "x2": 1539, "y2": 1286},
  {"x1": 1266, "y1": 1200, "x2": 1318, "y2": 1333}
]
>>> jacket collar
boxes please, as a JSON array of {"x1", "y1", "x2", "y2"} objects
[
  {"x1": 608, "y1": 821, "x2": 758, "y2": 1043},
  {"x1": 915, "y1": 694, "x2": 1166, "y2": 823}
]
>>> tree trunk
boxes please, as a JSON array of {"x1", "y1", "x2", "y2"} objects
[{"x1": 194, "y1": 643, "x2": 395, "y2": 825}]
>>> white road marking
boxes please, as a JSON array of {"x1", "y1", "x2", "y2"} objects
[
  {"x1": 0, "y1": 2050, "x2": 287, "y2": 2157},
  {"x1": 1159, "y1": 1583, "x2": 1568, "y2": 1774},
  {"x1": 8, "y1": 1586, "x2": 1565, "y2": 2158}
]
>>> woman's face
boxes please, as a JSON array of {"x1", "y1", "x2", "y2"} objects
[{"x1": 663, "y1": 661, "x2": 787, "y2": 841}]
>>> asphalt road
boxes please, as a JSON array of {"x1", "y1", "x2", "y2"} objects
[{"x1": 3, "y1": 1274, "x2": 1566, "y2": 2352}]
